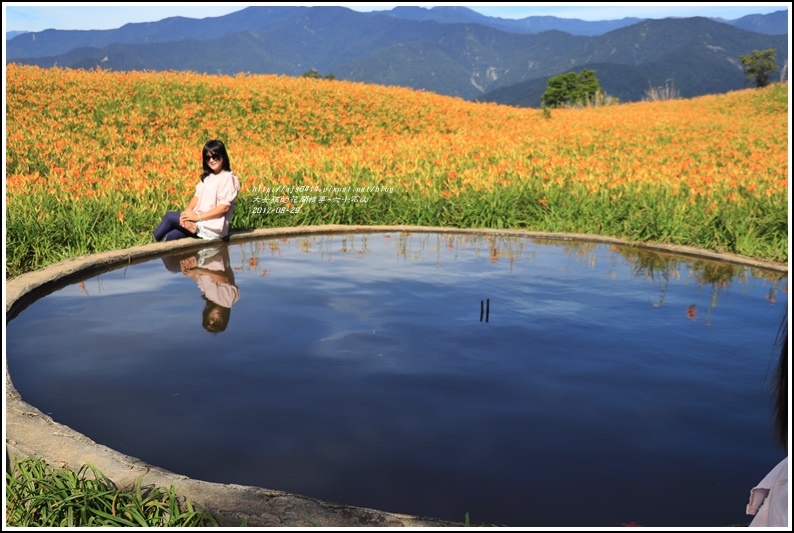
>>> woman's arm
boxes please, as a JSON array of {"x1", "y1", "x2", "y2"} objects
[
  {"x1": 182, "y1": 203, "x2": 230, "y2": 223},
  {"x1": 181, "y1": 196, "x2": 199, "y2": 221},
  {"x1": 183, "y1": 265, "x2": 232, "y2": 285},
  {"x1": 193, "y1": 203, "x2": 230, "y2": 222},
  {"x1": 180, "y1": 196, "x2": 200, "y2": 231}
]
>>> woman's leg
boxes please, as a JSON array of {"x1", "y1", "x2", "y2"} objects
[{"x1": 153, "y1": 211, "x2": 195, "y2": 242}]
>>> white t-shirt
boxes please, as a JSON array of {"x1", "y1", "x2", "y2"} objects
[
  {"x1": 194, "y1": 170, "x2": 240, "y2": 239},
  {"x1": 747, "y1": 457, "x2": 788, "y2": 527}
]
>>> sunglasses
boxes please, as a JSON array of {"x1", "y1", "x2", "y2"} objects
[{"x1": 204, "y1": 153, "x2": 222, "y2": 162}]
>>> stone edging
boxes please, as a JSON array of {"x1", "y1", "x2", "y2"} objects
[{"x1": 5, "y1": 225, "x2": 788, "y2": 527}]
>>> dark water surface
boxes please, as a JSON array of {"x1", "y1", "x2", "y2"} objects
[{"x1": 6, "y1": 232, "x2": 788, "y2": 527}]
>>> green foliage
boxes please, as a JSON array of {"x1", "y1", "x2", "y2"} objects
[
  {"x1": 301, "y1": 68, "x2": 336, "y2": 80},
  {"x1": 575, "y1": 69, "x2": 601, "y2": 100},
  {"x1": 541, "y1": 69, "x2": 605, "y2": 108},
  {"x1": 5, "y1": 456, "x2": 218, "y2": 527},
  {"x1": 739, "y1": 49, "x2": 778, "y2": 88},
  {"x1": 541, "y1": 71, "x2": 577, "y2": 108}
]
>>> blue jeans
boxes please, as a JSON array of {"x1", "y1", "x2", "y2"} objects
[{"x1": 153, "y1": 211, "x2": 196, "y2": 242}]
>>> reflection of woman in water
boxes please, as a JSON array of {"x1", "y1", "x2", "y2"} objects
[{"x1": 161, "y1": 246, "x2": 239, "y2": 333}]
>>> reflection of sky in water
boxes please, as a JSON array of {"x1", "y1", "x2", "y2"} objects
[
  {"x1": 6, "y1": 232, "x2": 788, "y2": 528},
  {"x1": 46, "y1": 259, "x2": 177, "y2": 298},
  {"x1": 224, "y1": 233, "x2": 784, "y2": 337},
  {"x1": 51, "y1": 233, "x2": 785, "y2": 323}
]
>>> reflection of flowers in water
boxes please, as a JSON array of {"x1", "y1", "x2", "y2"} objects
[
  {"x1": 236, "y1": 234, "x2": 376, "y2": 273},
  {"x1": 230, "y1": 232, "x2": 786, "y2": 324},
  {"x1": 764, "y1": 285, "x2": 785, "y2": 304},
  {"x1": 616, "y1": 244, "x2": 786, "y2": 323},
  {"x1": 389, "y1": 232, "x2": 529, "y2": 271}
]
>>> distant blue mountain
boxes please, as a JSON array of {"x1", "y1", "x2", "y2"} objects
[
  {"x1": 6, "y1": 30, "x2": 29, "y2": 40},
  {"x1": 5, "y1": 6, "x2": 788, "y2": 106}
]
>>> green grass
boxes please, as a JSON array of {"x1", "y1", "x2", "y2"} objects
[
  {"x1": 6, "y1": 176, "x2": 786, "y2": 281},
  {"x1": 5, "y1": 456, "x2": 218, "y2": 527}
]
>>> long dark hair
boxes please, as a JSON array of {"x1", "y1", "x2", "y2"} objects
[
  {"x1": 201, "y1": 139, "x2": 232, "y2": 181},
  {"x1": 202, "y1": 299, "x2": 232, "y2": 333},
  {"x1": 772, "y1": 315, "x2": 787, "y2": 449}
]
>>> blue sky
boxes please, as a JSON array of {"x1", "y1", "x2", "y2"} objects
[{"x1": 4, "y1": 2, "x2": 789, "y2": 33}]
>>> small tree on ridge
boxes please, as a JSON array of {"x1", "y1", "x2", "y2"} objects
[
  {"x1": 541, "y1": 69, "x2": 606, "y2": 108},
  {"x1": 739, "y1": 49, "x2": 778, "y2": 88}
]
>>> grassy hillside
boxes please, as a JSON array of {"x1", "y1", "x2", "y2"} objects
[{"x1": 5, "y1": 64, "x2": 788, "y2": 278}]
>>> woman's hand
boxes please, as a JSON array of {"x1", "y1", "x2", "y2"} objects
[
  {"x1": 180, "y1": 256, "x2": 199, "y2": 272},
  {"x1": 180, "y1": 209, "x2": 200, "y2": 223},
  {"x1": 180, "y1": 220, "x2": 198, "y2": 233},
  {"x1": 178, "y1": 210, "x2": 197, "y2": 233}
]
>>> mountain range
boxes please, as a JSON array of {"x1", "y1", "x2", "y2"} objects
[{"x1": 6, "y1": 6, "x2": 789, "y2": 107}]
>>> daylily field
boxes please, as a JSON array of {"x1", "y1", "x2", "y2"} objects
[{"x1": 5, "y1": 64, "x2": 789, "y2": 278}]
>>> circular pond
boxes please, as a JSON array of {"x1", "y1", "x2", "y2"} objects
[{"x1": 5, "y1": 231, "x2": 788, "y2": 527}]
